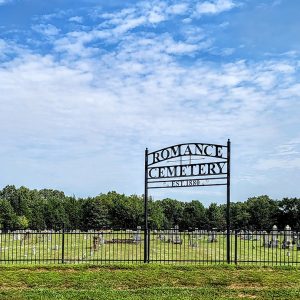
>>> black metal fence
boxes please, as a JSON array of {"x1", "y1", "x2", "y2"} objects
[{"x1": 0, "y1": 229, "x2": 299, "y2": 265}]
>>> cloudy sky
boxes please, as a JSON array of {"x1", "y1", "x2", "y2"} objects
[{"x1": 0, "y1": 0, "x2": 300, "y2": 205}]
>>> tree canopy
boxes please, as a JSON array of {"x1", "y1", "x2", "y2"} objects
[{"x1": 0, "y1": 185, "x2": 299, "y2": 231}]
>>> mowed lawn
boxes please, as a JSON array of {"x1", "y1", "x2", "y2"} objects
[{"x1": 0, "y1": 265, "x2": 299, "y2": 299}]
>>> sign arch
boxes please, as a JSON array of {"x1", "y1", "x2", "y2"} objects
[{"x1": 143, "y1": 140, "x2": 231, "y2": 263}]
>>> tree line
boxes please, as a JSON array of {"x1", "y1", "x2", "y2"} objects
[{"x1": 0, "y1": 185, "x2": 299, "y2": 231}]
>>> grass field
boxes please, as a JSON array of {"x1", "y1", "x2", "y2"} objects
[
  {"x1": 1, "y1": 232, "x2": 299, "y2": 265},
  {"x1": 0, "y1": 264, "x2": 299, "y2": 299}
]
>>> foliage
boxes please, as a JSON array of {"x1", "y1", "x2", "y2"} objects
[{"x1": 0, "y1": 185, "x2": 299, "y2": 231}]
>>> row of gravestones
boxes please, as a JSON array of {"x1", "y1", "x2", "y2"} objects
[
  {"x1": 238, "y1": 225, "x2": 300, "y2": 250},
  {"x1": 2, "y1": 226, "x2": 300, "y2": 250},
  {"x1": 156, "y1": 225, "x2": 218, "y2": 247},
  {"x1": 91, "y1": 227, "x2": 143, "y2": 251}
]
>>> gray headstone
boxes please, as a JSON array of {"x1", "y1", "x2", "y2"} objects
[{"x1": 282, "y1": 225, "x2": 292, "y2": 249}]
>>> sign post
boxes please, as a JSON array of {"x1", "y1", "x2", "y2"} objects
[
  {"x1": 144, "y1": 148, "x2": 149, "y2": 263},
  {"x1": 226, "y1": 139, "x2": 231, "y2": 264},
  {"x1": 144, "y1": 141, "x2": 231, "y2": 263}
]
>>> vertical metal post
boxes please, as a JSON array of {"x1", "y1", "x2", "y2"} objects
[
  {"x1": 226, "y1": 139, "x2": 231, "y2": 264},
  {"x1": 234, "y1": 230, "x2": 238, "y2": 265},
  {"x1": 144, "y1": 148, "x2": 149, "y2": 263},
  {"x1": 62, "y1": 224, "x2": 65, "y2": 264}
]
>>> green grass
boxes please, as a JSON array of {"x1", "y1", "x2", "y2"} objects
[{"x1": 0, "y1": 264, "x2": 299, "y2": 299}]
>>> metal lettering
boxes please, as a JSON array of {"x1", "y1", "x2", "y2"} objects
[
  {"x1": 148, "y1": 162, "x2": 227, "y2": 179},
  {"x1": 208, "y1": 163, "x2": 216, "y2": 175},
  {"x1": 204, "y1": 145, "x2": 213, "y2": 156},
  {"x1": 170, "y1": 145, "x2": 181, "y2": 157},
  {"x1": 153, "y1": 152, "x2": 160, "y2": 164},
  {"x1": 215, "y1": 162, "x2": 226, "y2": 174},
  {"x1": 149, "y1": 143, "x2": 227, "y2": 165},
  {"x1": 161, "y1": 149, "x2": 170, "y2": 160},
  {"x1": 158, "y1": 167, "x2": 165, "y2": 177},
  {"x1": 215, "y1": 145, "x2": 224, "y2": 158},
  {"x1": 166, "y1": 166, "x2": 177, "y2": 177},
  {"x1": 183, "y1": 145, "x2": 193, "y2": 156},
  {"x1": 194, "y1": 144, "x2": 204, "y2": 155}
]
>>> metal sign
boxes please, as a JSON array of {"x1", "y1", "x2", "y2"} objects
[{"x1": 143, "y1": 140, "x2": 231, "y2": 263}]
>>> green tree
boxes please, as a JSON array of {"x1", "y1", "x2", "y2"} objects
[
  {"x1": 148, "y1": 200, "x2": 165, "y2": 229},
  {"x1": 16, "y1": 215, "x2": 29, "y2": 229},
  {"x1": 44, "y1": 196, "x2": 68, "y2": 230},
  {"x1": 278, "y1": 198, "x2": 300, "y2": 230},
  {"x1": 63, "y1": 196, "x2": 82, "y2": 229},
  {"x1": 109, "y1": 194, "x2": 143, "y2": 228},
  {"x1": 81, "y1": 197, "x2": 110, "y2": 230},
  {"x1": 0, "y1": 199, "x2": 18, "y2": 230},
  {"x1": 231, "y1": 202, "x2": 251, "y2": 229},
  {"x1": 206, "y1": 203, "x2": 226, "y2": 229},
  {"x1": 246, "y1": 195, "x2": 279, "y2": 230},
  {"x1": 28, "y1": 191, "x2": 47, "y2": 230},
  {"x1": 158, "y1": 198, "x2": 184, "y2": 228},
  {"x1": 181, "y1": 200, "x2": 207, "y2": 229}
]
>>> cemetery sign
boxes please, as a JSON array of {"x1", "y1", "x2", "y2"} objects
[
  {"x1": 146, "y1": 142, "x2": 229, "y2": 189},
  {"x1": 143, "y1": 140, "x2": 231, "y2": 263}
]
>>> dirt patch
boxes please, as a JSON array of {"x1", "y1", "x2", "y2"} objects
[
  {"x1": 229, "y1": 284, "x2": 264, "y2": 290},
  {"x1": 238, "y1": 293, "x2": 257, "y2": 298}
]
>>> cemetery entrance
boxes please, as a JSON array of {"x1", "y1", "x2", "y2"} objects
[
  {"x1": 2, "y1": 140, "x2": 300, "y2": 265},
  {"x1": 144, "y1": 141, "x2": 231, "y2": 264}
]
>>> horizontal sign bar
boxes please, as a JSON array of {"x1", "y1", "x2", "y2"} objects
[
  {"x1": 148, "y1": 143, "x2": 227, "y2": 166},
  {"x1": 147, "y1": 161, "x2": 227, "y2": 179},
  {"x1": 148, "y1": 178, "x2": 227, "y2": 189},
  {"x1": 148, "y1": 176, "x2": 227, "y2": 184}
]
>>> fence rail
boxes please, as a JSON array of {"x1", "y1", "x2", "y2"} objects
[{"x1": 0, "y1": 229, "x2": 299, "y2": 265}]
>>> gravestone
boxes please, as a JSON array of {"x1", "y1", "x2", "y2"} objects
[
  {"x1": 188, "y1": 230, "x2": 198, "y2": 247},
  {"x1": 98, "y1": 233, "x2": 105, "y2": 245},
  {"x1": 172, "y1": 225, "x2": 182, "y2": 244},
  {"x1": 262, "y1": 231, "x2": 269, "y2": 247},
  {"x1": 133, "y1": 226, "x2": 142, "y2": 242},
  {"x1": 194, "y1": 228, "x2": 201, "y2": 240},
  {"x1": 158, "y1": 230, "x2": 165, "y2": 241},
  {"x1": 207, "y1": 229, "x2": 217, "y2": 243},
  {"x1": 270, "y1": 225, "x2": 279, "y2": 248},
  {"x1": 292, "y1": 232, "x2": 298, "y2": 245},
  {"x1": 282, "y1": 225, "x2": 292, "y2": 249},
  {"x1": 167, "y1": 228, "x2": 174, "y2": 243},
  {"x1": 13, "y1": 232, "x2": 21, "y2": 241},
  {"x1": 93, "y1": 236, "x2": 100, "y2": 251}
]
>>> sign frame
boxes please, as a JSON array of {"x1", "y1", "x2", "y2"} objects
[{"x1": 143, "y1": 140, "x2": 231, "y2": 263}]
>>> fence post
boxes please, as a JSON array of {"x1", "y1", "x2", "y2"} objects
[
  {"x1": 226, "y1": 139, "x2": 231, "y2": 264},
  {"x1": 144, "y1": 148, "x2": 149, "y2": 263},
  {"x1": 62, "y1": 224, "x2": 65, "y2": 264},
  {"x1": 147, "y1": 229, "x2": 150, "y2": 263},
  {"x1": 234, "y1": 230, "x2": 238, "y2": 265}
]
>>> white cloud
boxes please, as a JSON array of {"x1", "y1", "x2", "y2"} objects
[
  {"x1": 32, "y1": 24, "x2": 60, "y2": 36},
  {"x1": 1, "y1": 0, "x2": 300, "y2": 200},
  {"x1": 1, "y1": 44, "x2": 300, "y2": 199},
  {"x1": 69, "y1": 16, "x2": 83, "y2": 23},
  {"x1": 166, "y1": 3, "x2": 189, "y2": 15},
  {"x1": 195, "y1": 0, "x2": 236, "y2": 16}
]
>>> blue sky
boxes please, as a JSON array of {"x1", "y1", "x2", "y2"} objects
[{"x1": 0, "y1": 0, "x2": 300, "y2": 205}]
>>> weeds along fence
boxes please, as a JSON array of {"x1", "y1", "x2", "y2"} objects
[{"x1": 0, "y1": 229, "x2": 299, "y2": 265}]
